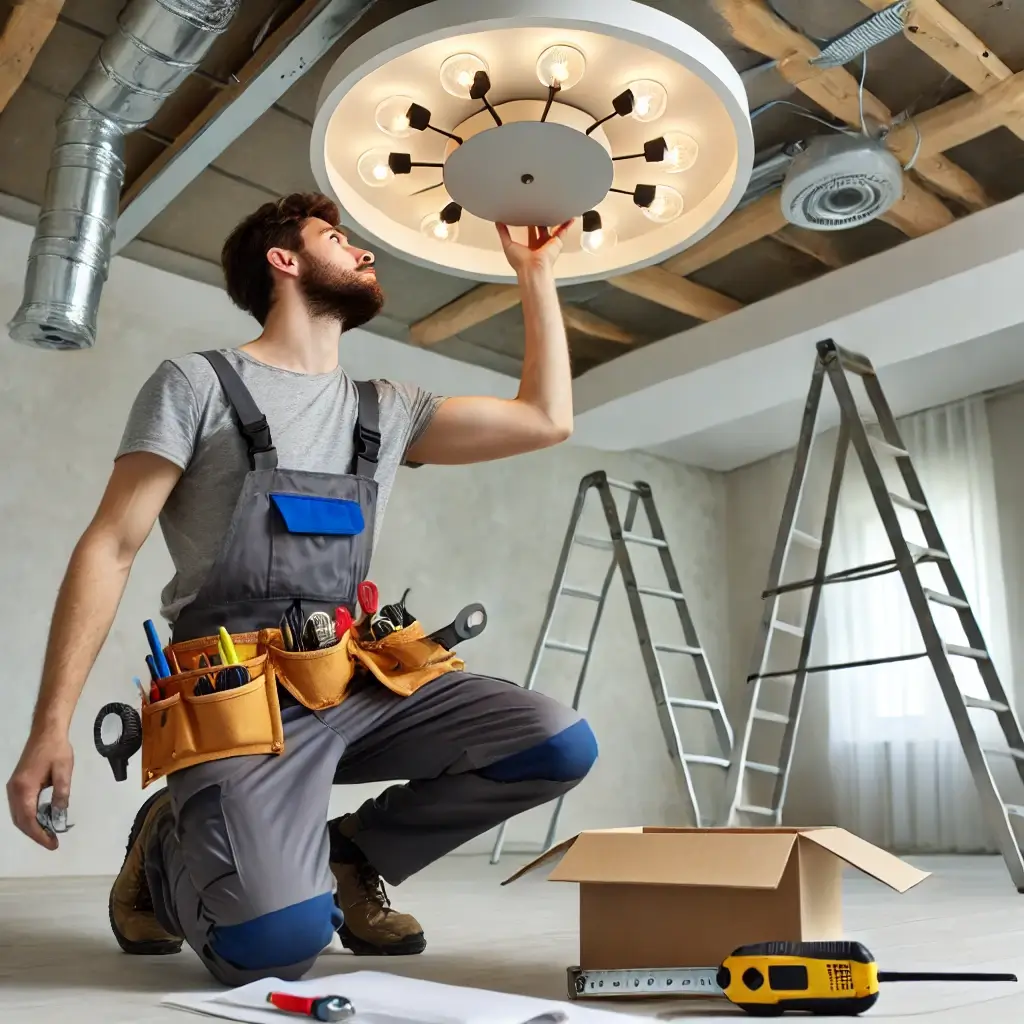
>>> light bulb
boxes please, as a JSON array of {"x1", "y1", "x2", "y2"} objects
[
  {"x1": 420, "y1": 212, "x2": 459, "y2": 242},
  {"x1": 628, "y1": 79, "x2": 668, "y2": 122},
  {"x1": 581, "y1": 226, "x2": 617, "y2": 254},
  {"x1": 440, "y1": 53, "x2": 488, "y2": 98},
  {"x1": 357, "y1": 148, "x2": 393, "y2": 187},
  {"x1": 375, "y1": 95, "x2": 414, "y2": 138},
  {"x1": 536, "y1": 44, "x2": 586, "y2": 91},
  {"x1": 641, "y1": 184, "x2": 684, "y2": 223},
  {"x1": 662, "y1": 131, "x2": 699, "y2": 173}
]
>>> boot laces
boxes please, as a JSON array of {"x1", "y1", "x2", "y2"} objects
[{"x1": 357, "y1": 863, "x2": 392, "y2": 912}]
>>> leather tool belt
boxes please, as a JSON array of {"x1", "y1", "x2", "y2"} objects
[{"x1": 139, "y1": 622, "x2": 463, "y2": 787}]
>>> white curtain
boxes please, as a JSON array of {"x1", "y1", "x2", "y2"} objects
[{"x1": 821, "y1": 397, "x2": 1014, "y2": 853}]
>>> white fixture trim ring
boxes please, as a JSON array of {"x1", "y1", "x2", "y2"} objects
[{"x1": 310, "y1": 0, "x2": 754, "y2": 285}]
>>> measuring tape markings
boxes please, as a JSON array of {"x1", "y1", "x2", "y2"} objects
[{"x1": 568, "y1": 967, "x2": 722, "y2": 1000}]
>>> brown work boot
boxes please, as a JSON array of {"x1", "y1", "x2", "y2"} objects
[
  {"x1": 108, "y1": 789, "x2": 183, "y2": 955},
  {"x1": 328, "y1": 814, "x2": 426, "y2": 956}
]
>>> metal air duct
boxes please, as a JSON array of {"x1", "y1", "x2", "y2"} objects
[{"x1": 7, "y1": 0, "x2": 241, "y2": 350}]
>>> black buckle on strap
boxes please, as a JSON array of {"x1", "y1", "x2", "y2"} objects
[
  {"x1": 355, "y1": 425, "x2": 381, "y2": 465},
  {"x1": 243, "y1": 414, "x2": 272, "y2": 450},
  {"x1": 242, "y1": 415, "x2": 274, "y2": 469}
]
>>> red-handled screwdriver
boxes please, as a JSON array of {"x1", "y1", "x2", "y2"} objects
[
  {"x1": 335, "y1": 606, "x2": 353, "y2": 639},
  {"x1": 357, "y1": 580, "x2": 379, "y2": 617},
  {"x1": 267, "y1": 991, "x2": 355, "y2": 1022}
]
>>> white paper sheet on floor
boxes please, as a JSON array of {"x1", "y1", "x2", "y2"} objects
[{"x1": 162, "y1": 970, "x2": 651, "y2": 1024}]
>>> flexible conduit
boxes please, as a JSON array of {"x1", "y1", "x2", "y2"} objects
[{"x1": 809, "y1": 1, "x2": 912, "y2": 69}]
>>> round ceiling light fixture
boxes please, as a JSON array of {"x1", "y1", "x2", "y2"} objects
[{"x1": 311, "y1": 0, "x2": 754, "y2": 285}]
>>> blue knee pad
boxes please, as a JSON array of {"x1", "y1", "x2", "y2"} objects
[
  {"x1": 480, "y1": 719, "x2": 598, "y2": 783},
  {"x1": 211, "y1": 892, "x2": 341, "y2": 971}
]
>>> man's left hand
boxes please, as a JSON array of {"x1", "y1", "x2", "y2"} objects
[{"x1": 496, "y1": 221, "x2": 573, "y2": 276}]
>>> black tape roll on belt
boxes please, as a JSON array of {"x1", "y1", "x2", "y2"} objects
[{"x1": 94, "y1": 702, "x2": 143, "y2": 782}]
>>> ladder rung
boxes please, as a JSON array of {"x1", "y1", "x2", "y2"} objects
[
  {"x1": 746, "y1": 761, "x2": 782, "y2": 776},
  {"x1": 1005, "y1": 804, "x2": 1024, "y2": 819},
  {"x1": 946, "y1": 644, "x2": 989, "y2": 661},
  {"x1": 621, "y1": 531, "x2": 668, "y2": 549},
  {"x1": 924, "y1": 588, "x2": 969, "y2": 610},
  {"x1": 684, "y1": 754, "x2": 730, "y2": 768},
  {"x1": 654, "y1": 643, "x2": 703, "y2": 657},
  {"x1": 791, "y1": 529, "x2": 821, "y2": 550},
  {"x1": 985, "y1": 747, "x2": 1024, "y2": 763},
  {"x1": 963, "y1": 695, "x2": 1008, "y2": 713},
  {"x1": 668, "y1": 697, "x2": 720, "y2": 712},
  {"x1": 561, "y1": 586, "x2": 602, "y2": 602},
  {"x1": 737, "y1": 803, "x2": 776, "y2": 817},
  {"x1": 638, "y1": 585, "x2": 686, "y2": 601},
  {"x1": 772, "y1": 620, "x2": 805, "y2": 638},
  {"x1": 867, "y1": 434, "x2": 908, "y2": 458},
  {"x1": 575, "y1": 534, "x2": 613, "y2": 550},
  {"x1": 909, "y1": 543, "x2": 948, "y2": 562},
  {"x1": 545, "y1": 639, "x2": 590, "y2": 655},
  {"x1": 889, "y1": 491, "x2": 927, "y2": 512},
  {"x1": 754, "y1": 709, "x2": 791, "y2": 725},
  {"x1": 604, "y1": 477, "x2": 642, "y2": 494}
]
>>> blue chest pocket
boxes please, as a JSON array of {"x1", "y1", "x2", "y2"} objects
[{"x1": 270, "y1": 493, "x2": 366, "y2": 536}]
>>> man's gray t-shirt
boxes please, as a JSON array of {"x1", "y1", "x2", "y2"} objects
[{"x1": 117, "y1": 348, "x2": 444, "y2": 624}]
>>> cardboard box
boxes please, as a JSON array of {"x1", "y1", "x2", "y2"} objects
[{"x1": 503, "y1": 827, "x2": 930, "y2": 971}]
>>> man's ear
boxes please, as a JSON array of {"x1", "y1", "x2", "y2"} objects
[{"x1": 267, "y1": 247, "x2": 300, "y2": 278}]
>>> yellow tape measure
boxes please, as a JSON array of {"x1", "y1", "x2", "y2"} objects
[{"x1": 569, "y1": 940, "x2": 1017, "y2": 1015}]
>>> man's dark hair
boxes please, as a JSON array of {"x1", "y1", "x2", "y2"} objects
[{"x1": 221, "y1": 192, "x2": 340, "y2": 325}]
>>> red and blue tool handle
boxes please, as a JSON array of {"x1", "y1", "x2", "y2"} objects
[{"x1": 267, "y1": 992, "x2": 354, "y2": 1021}]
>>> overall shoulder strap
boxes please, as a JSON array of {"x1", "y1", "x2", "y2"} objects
[
  {"x1": 352, "y1": 379, "x2": 381, "y2": 480},
  {"x1": 200, "y1": 350, "x2": 278, "y2": 471}
]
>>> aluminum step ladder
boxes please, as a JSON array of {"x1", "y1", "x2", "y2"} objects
[
  {"x1": 721, "y1": 339, "x2": 1024, "y2": 891},
  {"x1": 490, "y1": 470, "x2": 733, "y2": 864}
]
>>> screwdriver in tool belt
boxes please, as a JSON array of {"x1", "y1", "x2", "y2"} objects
[{"x1": 356, "y1": 580, "x2": 379, "y2": 639}]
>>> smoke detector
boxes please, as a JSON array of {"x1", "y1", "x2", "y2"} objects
[{"x1": 780, "y1": 133, "x2": 904, "y2": 231}]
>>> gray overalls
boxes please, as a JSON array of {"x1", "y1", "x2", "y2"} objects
[{"x1": 145, "y1": 352, "x2": 599, "y2": 986}]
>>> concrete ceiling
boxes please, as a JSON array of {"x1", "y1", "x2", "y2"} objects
[
  {"x1": 649, "y1": 324, "x2": 1024, "y2": 471},
  {"x1": 3, "y1": 0, "x2": 1024, "y2": 379}
]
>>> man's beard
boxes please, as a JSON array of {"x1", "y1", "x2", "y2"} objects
[{"x1": 297, "y1": 251, "x2": 384, "y2": 332}]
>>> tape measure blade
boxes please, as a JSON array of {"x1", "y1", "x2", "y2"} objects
[{"x1": 568, "y1": 966, "x2": 722, "y2": 999}]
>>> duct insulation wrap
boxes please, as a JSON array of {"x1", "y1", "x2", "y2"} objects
[{"x1": 8, "y1": 0, "x2": 241, "y2": 350}]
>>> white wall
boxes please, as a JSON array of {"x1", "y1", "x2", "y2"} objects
[{"x1": 0, "y1": 215, "x2": 730, "y2": 878}]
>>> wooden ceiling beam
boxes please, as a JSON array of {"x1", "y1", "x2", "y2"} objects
[
  {"x1": 714, "y1": 0, "x2": 988, "y2": 224},
  {"x1": 562, "y1": 306, "x2": 637, "y2": 345},
  {"x1": 661, "y1": 192, "x2": 787, "y2": 275},
  {"x1": 409, "y1": 284, "x2": 519, "y2": 346},
  {"x1": 859, "y1": 0, "x2": 1024, "y2": 143},
  {"x1": 0, "y1": 0, "x2": 65, "y2": 113},
  {"x1": 608, "y1": 267, "x2": 743, "y2": 321},
  {"x1": 771, "y1": 226, "x2": 846, "y2": 269},
  {"x1": 887, "y1": 71, "x2": 1024, "y2": 164}
]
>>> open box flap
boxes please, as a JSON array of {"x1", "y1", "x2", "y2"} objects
[
  {"x1": 798, "y1": 828, "x2": 931, "y2": 892},
  {"x1": 499, "y1": 827, "x2": 644, "y2": 885},
  {"x1": 543, "y1": 830, "x2": 800, "y2": 888}
]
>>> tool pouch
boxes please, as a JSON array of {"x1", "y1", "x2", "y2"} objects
[
  {"x1": 139, "y1": 644, "x2": 283, "y2": 788},
  {"x1": 268, "y1": 628, "x2": 358, "y2": 710},
  {"x1": 144, "y1": 621, "x2": 464, "y2": 783},
  {"x1": 347, "y1": 621, "x2": 464, "y2": 696}
]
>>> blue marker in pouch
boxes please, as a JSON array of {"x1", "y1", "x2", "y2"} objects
[{"x1": 144, "y1": 619, "x2": 171, "y2": 678}]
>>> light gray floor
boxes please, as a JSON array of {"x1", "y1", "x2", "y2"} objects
[{"x1": 1, "y1": 855, "x2": 1022, "y2": 1023}]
